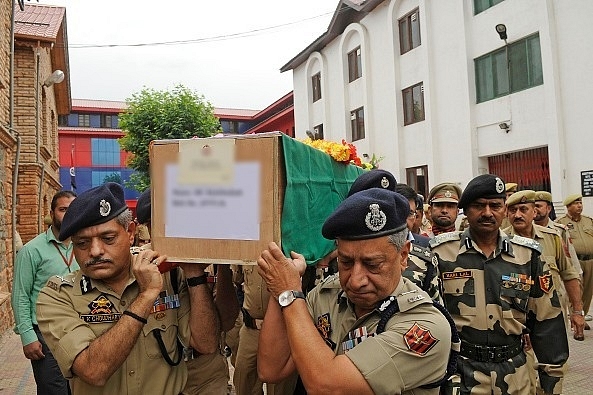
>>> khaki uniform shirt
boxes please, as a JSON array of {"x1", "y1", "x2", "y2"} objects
[
  {"x1": 36, "y1": 264, "x2": 190, "y2": 395},
  {"x1": 240, "y1": 265, "x2": 270, "y2": 319},
  {"x1": 544, "y1": 220, "x2": 583, "y2": 275},
  {"x1": 557, "y1": 214, "x2": 593, "y2": 257},
  {"x1": 306, "y1": 276, "x2": 451, "y2": 395},
  {"x1": 430, "y1": 230, "x2": 568, "y2": 394}
]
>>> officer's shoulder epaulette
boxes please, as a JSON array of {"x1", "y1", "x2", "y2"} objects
[
  {"x1": 318, "y1": 273, "x2": 341, "y2": 289},
  {"x1": 395, "y1": 289, "x2": 430, "y2": 312},
  {"x1": 45, "y1": 273, "x2": 75, "y2": 292},
  {"x1": 539, "y1": 226, "x2": 559, "y2": 236},
  {"x1": 410, "y1": 244, "x2": 432, "y2": 261},
  {"x1": 509, "y1": 234, "x2": 542, "y2": 253},
  {"x1": 551, "y1": 222, "x2": 567, "y2": 231},
  {"x1": 429, "y1": 231, "x2": 461, "y2": 248}
]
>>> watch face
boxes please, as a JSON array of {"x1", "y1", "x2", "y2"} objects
[{"x1": 278, "y1": 291, "x2": 294, "y2": 307}]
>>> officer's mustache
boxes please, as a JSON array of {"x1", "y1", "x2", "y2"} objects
[{"x1": 84, "y1": 257, "x2": 113, "y2": 267}]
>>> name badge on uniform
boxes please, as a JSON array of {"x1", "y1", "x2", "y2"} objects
[{"x1": 442, "y1": 270, "x2": 472, "y2": 280}]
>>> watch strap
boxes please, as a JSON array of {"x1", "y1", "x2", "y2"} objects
[{"x1": 186, "y1": 274, "x2": 208, "y2": 287}]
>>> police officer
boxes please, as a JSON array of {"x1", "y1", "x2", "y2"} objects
[
  {"x1": 427, "y1": 182, "x2": 462, "y2": 237},
  {"x1": 430, "y1": 175, "x2": 568, "y2": 395},
  {"x1": 504, "y1": 190, "x2": 583, "y2": 343},
  {"x1": 557, "y1": 194, "x2": 593, "y2": 328},
  {"x1": 36, "y1": 183, "x2": 220, "y2": 394},
  {"x1": 257, "y1": 188, "x2": 452, "y2": 394}
]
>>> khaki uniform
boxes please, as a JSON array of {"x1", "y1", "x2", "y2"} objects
[
  {"x1": 306, "y1": 275, "x2": 451, "y2": 394},
  {"x1": 546, "y1": 220, "x2": 582, "y2": 276},
  {"x1": 233, "y1": 265, "x2": 297, "y2": 395},
  {"x1": 36, "y1": 266, "x2": 190, "y2": 395},
  {"x1": 557, "y1": 214, "x2": 593, "y2": 315},
  {"x1": 183, "y1": 350, "x2": 229, "y2": 395},
  {"x1": 402, "y1": 244, "x2": 443, "y2": 303},
  {"x1": 430, "y1": 230, "x2": 568, "y2": 395}
]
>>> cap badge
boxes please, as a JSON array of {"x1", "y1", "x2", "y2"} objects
[
  {"x1": 537, "y1": 193, "x2": 544, "y2": 199},
  {"x1": 99, "y1": 199, "x2": 111, "y2": 217},
  {"x1": 495, "y1": 177, "x2": 504, "y2": 193},
  {"x1": 380, "y1": 177, "x2": 390, "y2": 189},
  {"x1": 365, "y1": 203, "x2": 387, "y2": 232},
  {"x1": 444, "y1": 190, "x2": 452, "y2": 198}
]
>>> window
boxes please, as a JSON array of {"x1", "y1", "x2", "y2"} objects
[
  {"x1": 101, "y1": 114, "x2": 113, "y2": 128},
  {"x1": 92, "y1": 138, "x2": 121, "y2": 166},
  {"x1": 92, "y1": 171, "x2": 122, "y2": 187},
  {"x1": 350, "y1": 107, "x2": 365, "y2": 141},
  {"x1": 474, "y1": 0, "x2": 505, "y2": 15},
  {"x1": 312, "y1": 73, "x2": 322, "y2": 102},
  {"x1": 78, "y1": 114, "x2": 90, "y2": 127},
  {"x1": 313, "y1": 124, "x2": 324, "y2": 140},
  {"x1": 475, "y1": 34, "x2": 543, "y2": 103},
  {"x1": 402, "y1": 82, "x2": 425, "y2": 125},
  {"x1": 58, "y1": 115, "x2": 68, "y2": 126},
  {"x1": 399, "y1": 8, "x2": 421, "y2": 54},
  {"x1": 406, "y1": 166, "x2": 428, "y2": 200},
  {"x1": 348, "y1": 47, "x2": 362, "y2": 82}
]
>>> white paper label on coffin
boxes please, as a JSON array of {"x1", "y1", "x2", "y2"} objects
[
  {"x1": 164, "y1": 162, "x2": 261, "y2": 240},
  {"x1": 178, "y1": 138, "x2": 235, "y2": 185}
]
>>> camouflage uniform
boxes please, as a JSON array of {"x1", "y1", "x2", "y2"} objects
[
  {"x1": 403, "y1": 243, "x2": 443, "y2": 303},
  {"x1": 430, "y1": 229, "x2": 568, "y2": 395}
]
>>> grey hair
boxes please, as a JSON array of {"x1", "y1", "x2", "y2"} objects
[
  {"x1": 116, "y1": 208, "x2": 134, "y2": 230},
  {"x1": 387, "y1": 228, "x2": 409, "y2": 251}
]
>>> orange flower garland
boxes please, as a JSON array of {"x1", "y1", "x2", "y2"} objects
[{"x1": 301, "y1": 138, "x2": 375, "y2": 169}]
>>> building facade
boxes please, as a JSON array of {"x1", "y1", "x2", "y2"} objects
[{"x1": 283, "y1": 0, "x2": 593, "y2": 212}]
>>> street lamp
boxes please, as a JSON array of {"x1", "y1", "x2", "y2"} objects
[
  {"x1": 43, "y1": 69, "x2": 64, "y2": 87},
  {"x1": 495, "y1": 24, "x2": 507, "y2": 42}
]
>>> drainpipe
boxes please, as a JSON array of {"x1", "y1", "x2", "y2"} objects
[
  {"x1": 35, "y1": 47, "x2": 44, "y2": 233},
  {"x1": 10, "y1": 0, "x2": 18, "y2": 264}
]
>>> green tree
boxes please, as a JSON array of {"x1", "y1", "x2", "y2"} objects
[
  {"x1": 103, "y1": 172, "x2": 123, "y2": 184},
  {"x1": 119, "y1": 85, "x2": 221, "y2": 191}
]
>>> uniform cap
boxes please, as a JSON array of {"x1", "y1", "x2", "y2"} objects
[
  {"x1": 428, "y1": 183, "x2": 462, "y2": 204},
  {"x1": 347, "y1": 169, "x2": 397, "y2": 197},
  {"x1": 458, "y1": 174, "x2": 506, "y2": 210},
  {"x1": 136, "y1": 224, "x2": 150, "y2": 241},
  {"x1": 505, "y1": 183, "x2": 518, "y2": 193},
  {"x1": 505, "y1": 190, "x2": 536, "y2": 207},
  {"x1": 322, "y1": 188, "x2": 409, "y2": 240},
  {"x1": 534, "y1": 191, "x2": 552, "y2": 203},
  {"x1": 59, "y1": 182, "x2": 128, "y2": 241},
  {"x1": 136, "y1": 188, "x2": 151, "y2": 224},
  {"x1": 563, "y1": 193, "x2": 583, "y2": 206}
]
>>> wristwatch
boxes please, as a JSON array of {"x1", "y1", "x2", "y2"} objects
[
  {"x1": 278, "y1": 290, "x2": 305, "y2": 309},
  {"x1": 572, "y1": 310, "x2": 585, "y2": 316}
]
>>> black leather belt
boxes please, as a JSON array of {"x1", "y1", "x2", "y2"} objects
[
  {"x1": 460, "y1": 339, "x2": 522, "y2": 363},
  {"x1": 577, "y1": 254, "x2": 593, "y2": 261},
  {"x1": 242, "y1": 308, "x2": 264, "y2": 330}
]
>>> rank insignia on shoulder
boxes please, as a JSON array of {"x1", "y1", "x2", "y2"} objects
[
  {"x1": 510, "y1": 235, "x2": 542, "y2": 253},
  {"x1": 46, "y1": 275, "x2": 73, "y2": 291},
  {"x1": 80, "y1": 294, "x2": 121, "y2": 323},
  {"x1": 430, "y1": 232, "x2": 460, "y2": 248},
  {"x1": 403, "y1": 322, "x2": 439, "y2": 356},
  {"x1": 538, "y1": 274, "x2": 553, "y2": 293}
]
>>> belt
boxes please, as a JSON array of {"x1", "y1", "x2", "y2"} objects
[
  {"x1": 243, "y1": 313, "x2": 264, "y2": 330},
  {"x1": 460, "y1": 339, "x2": 522, "y2": 363},
  {"x1": 577, "y1": 254, "x2": 593, "y2": 261}
]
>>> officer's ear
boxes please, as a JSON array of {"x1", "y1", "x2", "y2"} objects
[{"x1": 127, "y1": 221, "x2": 136, "y2": 246}]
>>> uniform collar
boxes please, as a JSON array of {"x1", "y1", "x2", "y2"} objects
[{"x1": 460, "y1": 228, "x2": 514, "y2": 257}]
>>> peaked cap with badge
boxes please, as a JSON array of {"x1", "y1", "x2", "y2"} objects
[
  {"x1": 505, "y1": 190, "x2": 536, "y2": 207},
  {"x1": 535, "y1": 191, "x2": 553, "y2": 203},
  {"x1": 505, "y1": 182, "x2": 518, "y2": 193},
  {"x1": 563, "y1": 193, "x2": 582, "y2": 206},
  {"x1": 428, "y1": 182, "x2": 462, "y2": 204},
  {"x1": 322, "y1": 188, "x2": 409, "y2": 240},
  {"x1": 458, "y1": 174, "x2": 506, "y2": 210},
  {"x1": 59, "y1": 182, "x2": 128, "y2": 241},
  {"x1": 136, "y1": 187, "x2": 151, "y2": 224},
  {"x1": 347, "y1": 169, "x2": 397, "y2": 197}
]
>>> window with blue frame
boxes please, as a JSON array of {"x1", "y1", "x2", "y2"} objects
[
  {"x1": 92, "y1": 138, "x2": 121, "y2": 166},
  {"x1": 92, "y1": 171, "x2": 123, "y2": 187},
  {"x1": 475, "y1": 33, "x2": 543, "y2": 103}
]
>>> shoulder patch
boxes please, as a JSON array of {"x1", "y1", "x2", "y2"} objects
[
  {"x1": 45, "y1": 274, "x2": 74, "y2": 292},
  {"x1": 509, "y1": 234, "x2": 542, "y2": 253},
  {"x1": 429, "y1": 231, "x2": 460, "y2": 248}
]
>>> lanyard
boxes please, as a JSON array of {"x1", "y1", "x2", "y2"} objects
[{"x1": 52, "y1": 241, "x2": 74, "y2": 271}]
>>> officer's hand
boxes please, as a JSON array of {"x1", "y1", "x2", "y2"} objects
[
  {"x1": 257, "y1": 242, "x2": 303, "y2": 298},
  {"x1": 571, "y1": 313, "x2": 585, "y2": 340},
  {"x1": 132, "y1": 249, "x2": 165, "y2": 299},
  {"x1": 23, "y1": 341, "x2": 44, "y2": 360}
]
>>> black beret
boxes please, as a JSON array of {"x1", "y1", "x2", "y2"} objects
[
  {"x1": 59, "y1": 182, "x2": 128, "y2": 241},
  {"x1": 322, "y1": 188, "x2": 409, "y2": 240},
  {"x1": 458, "y1": 174, "x2": 506, "y2": 210},
  {"x1": 347, "y1": 169, "x2": 397, "y2": 197},
  {"x1": 136, "y1": 188, "x2": 151, "y2": 224}
]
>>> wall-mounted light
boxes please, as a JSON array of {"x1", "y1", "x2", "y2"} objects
[
  {"x1": 495, "y1": 24, "x2": 507, "y2": 41},
  {"x1": 43, "y1": 69, "x2": 64, "y2": 87},
  {"x1": 499, "y1": 122, "x2": 511, "y2": 133}
]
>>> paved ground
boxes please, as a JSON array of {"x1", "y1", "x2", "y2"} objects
[{"x1": 1, "y1": 324, "x2": 591, "y2": 394}]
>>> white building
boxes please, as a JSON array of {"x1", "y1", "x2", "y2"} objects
[{"x1": 282, "y1": 0, "x2": 593, "y2": 214}]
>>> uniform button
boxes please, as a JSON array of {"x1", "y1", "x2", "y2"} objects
[
  {"x1": 456, "y1": 289, "x2": 460, "y2": 293},
  {"x1": 487, "y1": 288, "x2": 491, "y2": 291},
  {"x1": 489, "y1": 315, "x2": 493, "y2": 319},
  {"x1": 161, "y1": 325, "x2": 166, "y2": 329},
  {"x1": 129, "y1": 370, "x2": 135, "y2": 376},
  {"x1": 120, "y1": 300, "x2": 126, "y2": 306}
]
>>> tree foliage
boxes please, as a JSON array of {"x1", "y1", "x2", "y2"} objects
[{"x1": 119, "y1": 85, "x2": 221, "y2": 190}]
